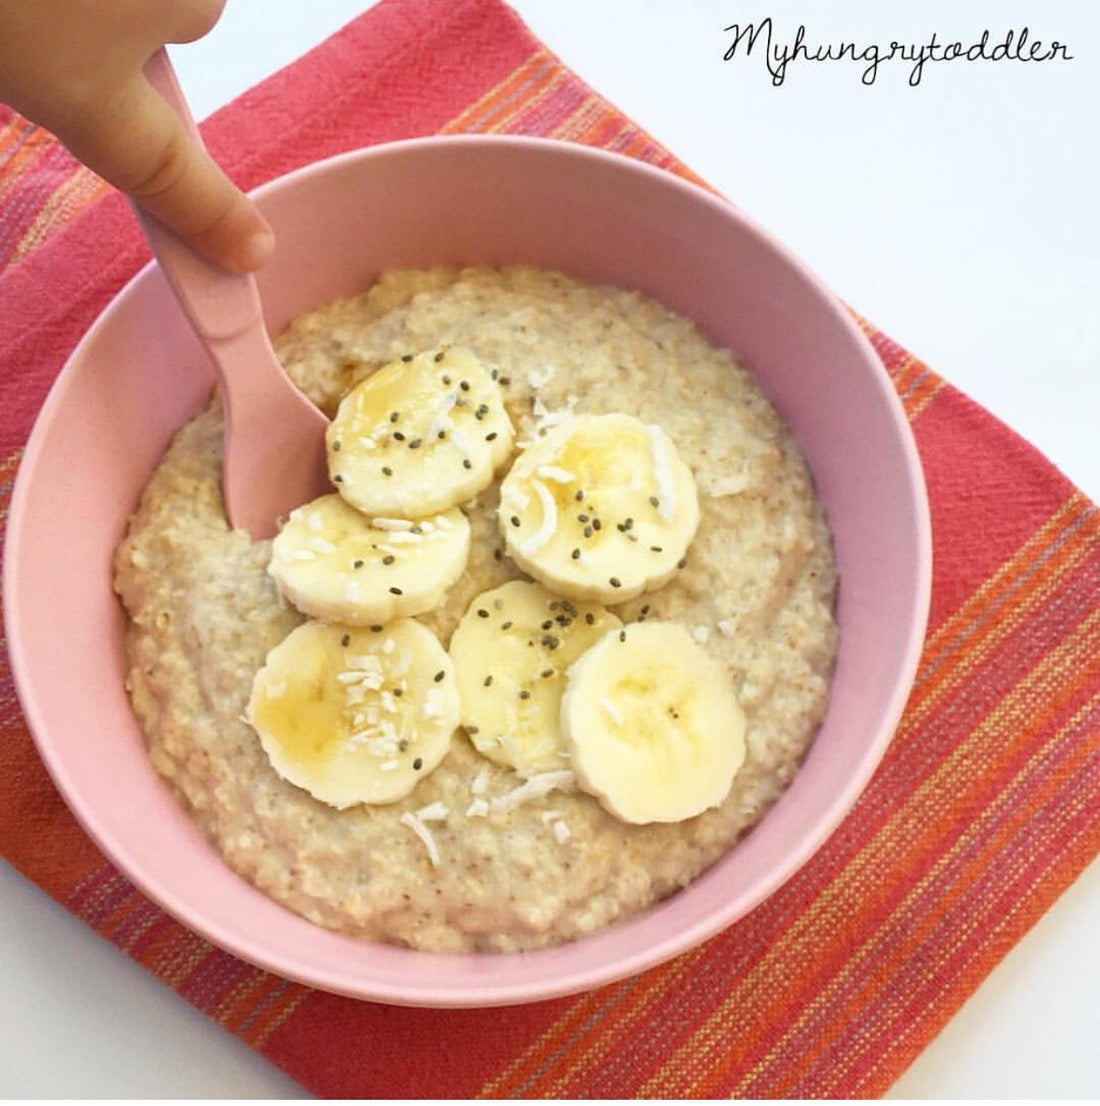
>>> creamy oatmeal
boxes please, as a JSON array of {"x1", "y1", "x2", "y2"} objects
[{"x1": 114, "y1": 266, "x2": 838, "y2": 953}]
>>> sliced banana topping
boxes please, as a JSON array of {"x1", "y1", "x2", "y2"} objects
[
  {"x1": 561, "y1": 621, "x2": 746, "y2": 824},
  {"x1": 247, "y1": 619, "x2": 459, "y2": 808},
  {"x1": 268, "y1": 494, "x2": 470, "y2": 624},
  {"x1": 499, "y1": 413, "x2": 699, "y2": 603},
  {"x1": 326, "y1": 347, "x2": 515, "y2": 517},
  {"x1": 449, "y1": 580, "x2": 622, "y2": 778}
]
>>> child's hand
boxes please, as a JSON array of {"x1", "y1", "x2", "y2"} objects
[{"x1": 0, "y1": 0, "x2": 274, "y2": 272}]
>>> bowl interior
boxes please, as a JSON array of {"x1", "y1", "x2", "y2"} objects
[{"x1": 4, "y1": 136, "x2": 930, "y2": 1006}]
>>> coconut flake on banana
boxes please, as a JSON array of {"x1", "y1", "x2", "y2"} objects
[
  {"x1": 449, "y1": 580, "x2": 621, "y2": 778},
  {"x1": 268, "y1": 494, "x2": 470, "y2": 624},
  {"x1": 562, "y1": 621, "x2": 746, "y2": 824},
  {"x1": 247, "y1": 619, "x2": 459, "y2": 808},
  {"x1": 499, "y1": 413, "x2": 699, "y2": 604},
  {"x1": 326, "y1": 347, "x2": 514, "y2": 517}
]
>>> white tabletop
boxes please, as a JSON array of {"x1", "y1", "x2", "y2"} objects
[{"x1": 3, "y1": 0, "x2": 1098, "y2": 1097}]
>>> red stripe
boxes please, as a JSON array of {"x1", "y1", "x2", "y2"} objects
[
  {"x1": 749, "y1": 694, "x2": 1100, "y2": 1096},
  {"x1": 778, "y1": 534, "x2": 1097, "y2": 880},
  {"x1": 265, "y1": 987, "x2": 574, "y2": 1100},
  {"x1": 867, "y1": 786, "x2": 1100, "y2": 1094},
  {"x1": 834, "y1": 769, "x2": 1099, "y2": 1097},
  {"x1": 915, "y1": 387, "x2": 1078, "y2": 632}
]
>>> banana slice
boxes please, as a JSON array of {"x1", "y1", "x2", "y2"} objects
[
  {"x1": 247, "y1": 619, "x2": 459, "y2": 808},
  {"x1": 561, "y1": 621, "x2": 745, "y2": 824},
  {"x1": 268, "y1": 494, "x2": 470, "y2": 624},
  {"x1": 449, "y1": 580, "x2": 621, "y2": 777},
  {"x1": 326, "y1": 347, "x2": 515, "y2": 517},
  {"x1": 499, "y1": 413, "x2": 699, "y2": 603}
]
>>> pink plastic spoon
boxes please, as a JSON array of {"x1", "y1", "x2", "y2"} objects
[{"x1": 131, "y1": 49, "x2": 330, "y2": 539}]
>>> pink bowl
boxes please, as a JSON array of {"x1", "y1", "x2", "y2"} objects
[{"x1": 3, "y1": 136, "x2": 931, "y2": 1006}]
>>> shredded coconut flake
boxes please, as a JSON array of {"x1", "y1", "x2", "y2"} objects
[
  {"x1": 519, "y1": 480, "x2": 558, "y2": 556},
  {"x1": 553, "y1": 820, "x2": 571, "y2": 845},
  {"x1": 416, "y1": 800, "x2": 449, "y2": 822},
  {"x1": 599, "y1": 696, "x2": 625, "y2": 726},
  {"x1": 536, "y1": 464, "x2": 575, "y2": 484},
  {"x1": 491, "y1": 770, "x2": 575, "y2": 813},
  {"x1": 521, "y1": 395, "x2": 577, "y2": 446},
  {"x1": 449, "y1": 425, "x2": 474, "y2": 458},
  {"x1": 421, "y1": 688, "x2": 445, "y2": 720},
  {"x1": 427, "y1": 391, "x2": 459, "y2": 440},
  {"x1": 399, "y1": 812, "x2": 441, "y2": 866},
  {"x1": 501, "y1": 483, "x2": 530, "y2": 511},
  {"x1": 647, "y1": 424, "x2": 678, "y2": 521},
  {"x1": 350, "y1": 729, "x2": 398, "y2": 758},
  {"x1": 470, "y1": 764, "x2": 492, "y2": 795},
  {"x1": 707, "y1": 472, "x2": 750, "y2": 497},
  {"x1": 287, "y1": 549, "x2": 316, "y2": 562},
  {"x1": 527, "y1": 365, "x2": 555, "y2": 389},
  {"x1": 466, "y1": 798, "x2": 490, "y2": 818},
  {"x1": 373, "y1": 517, "x2": 415, "y2": 531},
  {"x1": 717, "y1": 619, "x2": 735, "y2": 637},
  {"x1": 692, "y1": 625, "x2": 711, "y2": 644},
  {"x1": 342, "y1": 672, "x2": 381, "y2": 691}
]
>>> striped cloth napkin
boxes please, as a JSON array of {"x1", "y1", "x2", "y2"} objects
[{"x1": 2, "y1": 0, "x2": 1097, "y2": 1096}]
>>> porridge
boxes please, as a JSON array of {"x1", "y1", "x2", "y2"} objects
[{"x1": 114, "y1": 266, "x2": 838, "y2": 953}]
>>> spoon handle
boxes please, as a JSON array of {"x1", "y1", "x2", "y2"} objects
[
  {"x1": 130, "y1": 48, "x2": 331, "y2": 540},
  {"x1": 132, "y1": 49, "x2": 264, "y2": 341}
]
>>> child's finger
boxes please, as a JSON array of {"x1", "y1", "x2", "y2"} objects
[{"x1": 63, "y1": 69, "x2": 274, "y2": 272}]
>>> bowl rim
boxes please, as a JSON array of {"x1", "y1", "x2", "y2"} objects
[{"x1": 3, "y1": 133, "x2": 932, "y2": 1006}]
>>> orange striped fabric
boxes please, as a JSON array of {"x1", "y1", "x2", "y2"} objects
[
  {"x1": 0, "y1": 114, "x2": 110, "y2": 269},
  {"x1": 1, "y1": 0, "x2": 1097, "y2": 1097}
]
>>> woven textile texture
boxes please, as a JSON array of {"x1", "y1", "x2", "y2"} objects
[{"x1": 1, "y1": 0, "x2": 1097, "y2": 1097}]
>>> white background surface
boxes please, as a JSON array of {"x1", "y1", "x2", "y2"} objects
[{"x1": 3, "y1": 0, "x2": 1098, "y2": 1097}]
